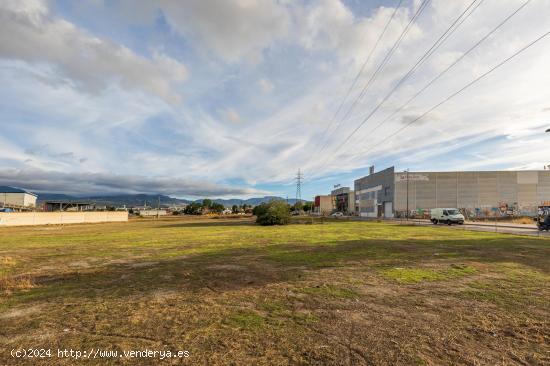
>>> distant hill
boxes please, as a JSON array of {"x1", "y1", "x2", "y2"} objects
[
  {"x1": 36, "y1": 193, "x2": 308, "y2": 208},
  {"x1": 201, "y1": 196, "x2": 307, "y2": 207},
  {"x1": 37, "y1": 193, "x2": 190, "y2": 207},
  {"x1": 34, "y1": 193, "x2": 76, "y2": 201}
]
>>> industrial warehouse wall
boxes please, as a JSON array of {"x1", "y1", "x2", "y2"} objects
[
  {"x1": 394, "y1": 171, "x2": 550, "y2": 217},
  {"x1": 313, "y1": 195, "x2": 333, "y2": 216},
  {"x1": 139, "y1": 210, "x2": 167, "y2": 217},
  {"x1": 1, "y1": 192, "x2": 37, "y2": 208},
  {"x1": 0, "y1": 211, "x2": 128, "y2": 227},
  {"x1": 355, "y1": 167, "x2": 395, "y2": 217}
]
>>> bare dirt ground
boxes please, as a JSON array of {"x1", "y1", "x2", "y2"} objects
[{"x1": 1, "y1": 216, "x2": 549, "y2": 365}]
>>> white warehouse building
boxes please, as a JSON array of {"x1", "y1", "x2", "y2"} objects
[
  {"x1": 354, "y1": 167, "x2": 550, "y2": 219},
  {"x1": 0, "y1": 186, "x2": 38, "y2": 209}
]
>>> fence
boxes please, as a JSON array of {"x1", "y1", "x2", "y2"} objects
[{"x1": 0, "y1": 211, "x2": 128, "y2": 227}]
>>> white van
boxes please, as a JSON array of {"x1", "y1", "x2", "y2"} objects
[{"x1": 430, "y1": 208, "x2": 465, "y2": 225}]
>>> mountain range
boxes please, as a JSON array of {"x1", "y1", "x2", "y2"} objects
[{"x1": 35, "y1": 193, "x2": 308, "y2": 207}]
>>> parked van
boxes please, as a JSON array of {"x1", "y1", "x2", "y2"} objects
[{"x1": 430, "y1": 208, "x2": 465, "y2": 225}]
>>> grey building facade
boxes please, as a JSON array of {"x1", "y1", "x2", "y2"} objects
[
  {"x1": 354, "y1": 167, "x2": 550, "y2": 218},
  {"x1": 330, "y1": 187, "x2": 355, "y2": 214},
  {"x1": 354, "y1": 167, "x2": 395, "y2": 218}
]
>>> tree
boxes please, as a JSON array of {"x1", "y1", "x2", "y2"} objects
[
  {"x1": 210, "y1": 202, "x2": 225, "y2": 214},
  {"x1": 232, "y1": 204, "x2": 239, "y2": 214},
  {"x1": 252, "y1": 203, "x2": 268, "y2": 217},
  {"x1": 302, "y1": 202, "x2": 313, "y2": 212},
  {"x1": 184, "y1": 202, "x2": 202, "y2": 215},
  {"x1": 292, "y1": 201, "x2": 304, "y2": 212},
  {"x1": 255, "y1": 201, "x2": 290, "y2": 226},
  {"x1": 202, "y1": 199, "x2": 212, "y2": 209}
]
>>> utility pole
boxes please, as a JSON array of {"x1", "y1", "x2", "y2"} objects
[
  {"x1": 157, "y1": 196, "x2": 160, "y2": 219},
  {"x1": 295, "y1": 169, "x2": 303, "y2": 205},
  {"x1": 545, "y1": 129, "x2": 549, "y2": 169},
  {"x1": 406, "y1": 169, "x2": 409, "y2": 221}
]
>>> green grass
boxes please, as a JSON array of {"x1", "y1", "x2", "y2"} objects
[
  {"x1": 0, "y1": 216, "x2": 548, "y2": 365},
  {"x1": 458, "y1": 262, "x2": 548, "y2": 309},
  {"x1": 226, "y1": 310, "x2": 265, "y2": 330}
]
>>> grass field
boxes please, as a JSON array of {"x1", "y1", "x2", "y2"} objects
[{"x1": 1, "y1": 216, "x2": 549, "y2": 365}]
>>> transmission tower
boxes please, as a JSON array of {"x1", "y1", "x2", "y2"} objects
[{"x1": 295, "y1": 169, "x2": 303, "y2": 204}]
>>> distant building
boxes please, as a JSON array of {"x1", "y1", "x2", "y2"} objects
[
  {"x1": 313, "y1": 195, "x2": 332, "y2": 216},
  {"x1": 355, "y1": 166, "x2": 550, "y2": 218},
  {"x1": 139, "y1": 209, "x2": 167, "y2": 217},
  {"x1": 44, "y1": 201, "x2": 95, "y2": 212},
  {"x1": 167, "y1": 204, "x2": 187, "y2": 212},
  {"x1": 331, "y1": 187, "x2": 355, "y2": 214},
  {"x1": 0, "y1": 186, "x2": 37, "y2": 210}
]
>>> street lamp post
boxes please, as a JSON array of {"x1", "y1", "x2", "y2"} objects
[{"x1": 406, "y1": 169, "x2": 409, "y2": 221}]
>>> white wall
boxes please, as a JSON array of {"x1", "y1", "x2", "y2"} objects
[
  {"x1": 0, "y1": 212, "x2": 128, "y2": 227},
  {"x1": 0, "y1": 193, "x2": 37, "y2": 207},
  {"x1": 139, "y1": 209, "x2": 167, "y2": 217}
]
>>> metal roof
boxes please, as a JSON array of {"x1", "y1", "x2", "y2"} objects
[{"x1": 0, "y1": 186, "x2": 37, "y2": 196}]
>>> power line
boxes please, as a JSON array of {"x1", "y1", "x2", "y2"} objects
[
  {"x1": 312, "y1": 0, "x2": 532, "y2": 174},
  {"x1": 340, "y1": 0, "x2": 486, "y2": 128},
  {"x1": 315, "y1": 0, "x2": 404, "y2": 153},
  {"x1": 328, "y1": 0, "x2": 484, "y2": 155},
  {"x1": 316, "y1": 0, "x2": 431, "y2": 155},
  {"x1": 357, "y1": 0, "x2": 530, "y2": 141},
  {"x1": 361, "y1": 29, "x2": 550, "y2": 157}
]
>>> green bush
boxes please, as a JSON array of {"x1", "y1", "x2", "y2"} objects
[
  {"x1": 252, "y1": 203, "x2": 268, "y2": 217},
  {"x1": 255, "y1": 201, "x2": 290, "y2": 226},
  {"x1": 183, "y1": 202, "x2": 202, "y2": 215}
]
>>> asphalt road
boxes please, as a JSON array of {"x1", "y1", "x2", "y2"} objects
[
  {"x1": 440, "y1": 221, "x2": 549, "y2": 237},
  {"x1": 347, "y1": 216, "x2": 550, "y2": 238}
]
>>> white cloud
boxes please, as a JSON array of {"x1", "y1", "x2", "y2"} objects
[
  {"x1": 157, "y1": 0, "x2": 290, "y2": 63},
  {"x1": 258, "y1": 78, "x2": 274, "y2": 93},
  {"x1": 221, "y1": 108, "x2": 242, "y2": 124},
  {"x1": 0, "y1": 167, "x2": 269, "y2": 198},
  {"x1": 105, "y1": 0, "x2": 411, "y2": 66},
  {"x1": 0, "y1": 0, "x2": 187, "y2": 103}
]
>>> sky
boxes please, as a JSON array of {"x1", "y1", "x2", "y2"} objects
[{"x1": 1, "y1": 0, "x2": 549, "y2": 199}]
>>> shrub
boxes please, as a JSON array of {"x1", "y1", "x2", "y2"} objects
[
  {"x1": 255, "y1": 201, "x2": 290, "y2": 226},
  {"x1": 252, "y1": 203, "x2": 268, "y2": 217},
  {"x1": 183, "y1": 202, "x2": 202, "y2": 215}
]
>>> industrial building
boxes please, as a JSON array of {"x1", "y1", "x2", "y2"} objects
[
  {"x1": 313, "y1": 188, "x2": 356, "y2": 216},
  {"x1": 355, "y1": 167, "x2": 550, "y2": 218},
  {"x1": 313, "y1": 195, "x2": 332, "y2": 216},
  {"x1": 331, "y1": 187, "x2": 355, "y2": 214},
  {"x1": 43, "y1": 201, "x2": 96, "y2": 212},
  {"x1": 138, "y1": 209, "x2": 167, "y2": 217},
  {"x1": 0, "y1": 186, "x2": 37, "y2": 210}
]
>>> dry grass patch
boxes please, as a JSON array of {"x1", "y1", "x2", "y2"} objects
[
  {"x1": 0, "y1": 274, "x2": 35, "y2": 294},
  {"x1": 381, "y1": 264, "x2": 477, "y2": 284}
]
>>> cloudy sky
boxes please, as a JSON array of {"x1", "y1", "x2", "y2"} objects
[{"x1": 1, "y1": 0, "x2": 549, "y2": 199}]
